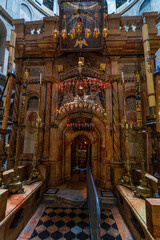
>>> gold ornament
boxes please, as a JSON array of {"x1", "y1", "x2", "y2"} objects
[
  {"x1": 53, "y1": 29, "x2": 59, "y2": 38},
  {"x1": 61, "y1": 29, "x2": 67, "y2": 39},
  {"x1": 69, "y1": 29, "x2": 76, "y2": 39},
  {"x1": 93, "y1": 28, "x2": 100, "y2": 38},
  {"x1": 76, "y1": 16, "x2": 82, "y2": 35},
  {"x1": 85, "y1": 28, "x2": 92, "y2": 38},
  {"x1": 102, "y1": 28, "x2": 108, "y2": 38},
  {"x1": 76, "y1": 22, "x2": 82, "y2": 35}
]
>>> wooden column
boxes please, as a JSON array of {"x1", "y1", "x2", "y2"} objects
[{"x1": 111, "y1": 57, "x2": 121, "y2": 161}]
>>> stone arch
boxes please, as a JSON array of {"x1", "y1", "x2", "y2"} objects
[
  {"x1": 62, "y1": 128, "x2": 100, "y2": 182},
  {"x1": 68, "y1": 131, "x2": 96, "y2": 144},
  {"x1": 116, "y1": 0, "x2": 127, "y2": 9},
  {"x1": 20, "y1": 3, "x2": 32, "y2": 21},
  {"x1": 54, "y1": 111, "x2": 107, "y2": 185},
  {"x1": 0, "y1": 19, "x2": 7, "y2": 73}
]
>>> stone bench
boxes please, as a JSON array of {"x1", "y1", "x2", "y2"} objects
[
  {"x1": 0, "y1": 180, "x2": 46, "y2": 240},
  {"x1": 114, "y1": 184, "x2": 155, "y2": 240},
  {"x1": 0, "y1": 189, "x2": 8, "y2": 222},
  {"x1": 146, "y1": 199, "x2": 160, "y2": 239}
]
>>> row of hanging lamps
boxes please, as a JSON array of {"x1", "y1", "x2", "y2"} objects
[{"x1": 53, "y1": 12, "x2": 108, "y2": 40}]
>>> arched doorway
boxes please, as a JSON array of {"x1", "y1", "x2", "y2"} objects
[{"x1": 71, "y1": 134, "x2": 91, "y2": 182}]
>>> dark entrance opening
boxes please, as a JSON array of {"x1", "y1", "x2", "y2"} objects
[{"x1": 71, "y1": 135, "x2": 91, "y2": 181}]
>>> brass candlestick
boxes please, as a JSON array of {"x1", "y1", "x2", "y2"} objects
[
  {"x1": 26, "y1": 82, "x2": 42, "y2": 184},
  {"x1": 119, "y1": 121, "x2": 135, "y2": 190},
  {"x1": 119, "y1": 77, "x2": 135, "y2": 190},
  {"x1": 134, "y1": 127, "x2": 152, "y2": 198}
]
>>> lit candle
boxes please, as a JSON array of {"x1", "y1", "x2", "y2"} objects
[
  {"x1": 40, "y1": 73, "x2": 42, "y2": 85},
  {"x1": 121, "y1": 72, "x2": 124, "y2": 83}
]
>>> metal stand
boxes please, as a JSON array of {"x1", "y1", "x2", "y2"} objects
[
  {"x1": 26, "y1": 83, "x2": 42, "y2": 185},
  {"x1": 134, "y1": 127, "x2": 152, "y2": 198},
  {"x1": 119, "y1": 121, "x2": 135, "y2": 190}
]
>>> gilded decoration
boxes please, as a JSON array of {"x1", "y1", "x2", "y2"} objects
[{"x1": 59, "y1": 0, "x2": 103, "y2": 51}]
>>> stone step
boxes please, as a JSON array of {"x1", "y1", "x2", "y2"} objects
[
  {"x1": 43, "y1": 189, "x2": 117, "y2": 207},
  {"x1": 99, "y1": 191, "x2": 117, "y2": 206}
]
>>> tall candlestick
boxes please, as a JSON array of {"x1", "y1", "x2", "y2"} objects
[
  {"x1": 40, "y1": 73, "x2": 42, "y2": 85},
  {"x1": 121, "y1": 72, "x2": 124, "y2": 83}
]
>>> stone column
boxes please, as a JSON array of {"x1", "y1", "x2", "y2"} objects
[
  {"x1": 49, "y1": 80, "x2": 60, "y2": 186},
  {"x1": 110, "y1": 57, "x2": 121, "y2": 161},
  {"x1": 38, "y1": 81, "x2": 46, "y2": 160},
  {"x1": 43, "y1": 82, "x2": 51, "y2": 158}
]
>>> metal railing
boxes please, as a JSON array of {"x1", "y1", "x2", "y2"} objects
[{"x1": 87, "y1": 166, "x2": 101, "y2": 240}]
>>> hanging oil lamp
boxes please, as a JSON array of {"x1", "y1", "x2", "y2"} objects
[
  {"x1": 93, "y1": 13, "x2": 100, "y2": 38},
  {"x1": 53, "y1": 29, "x2": 59, "y2": 38},
  {"x1": 76, "y1": 9, "x2": 82, "y2": 35},
  {"x1": 69, "y1": 15, "x2": 76, "y2": 39},
  {"x1": 93, "y1": 28, "x2": 100, "y2": 38},
  {"x1": 78, "y1": 58, "x2": 83, "y2": 74},
  {"x1": 85, "y1": 14, "x2": 91, "y2": 38},
  {"x1": 70, "y1": 28, "x2": 76, "y2": 39},
  {"x1": 85, "y1": 28, "x2": 91, "y2": 38},
  {"x1": 102, "y1": 28, "x2": 108, "y2": 38},
  {"x1": 53, "y1": 15, "x2": 59, "y2": 38},
  {"x1": 61, "y1": 14, "x2": 67, "y2": 39}
]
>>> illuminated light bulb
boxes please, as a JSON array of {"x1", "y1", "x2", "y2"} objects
[
  {"x1": 61, "y1": 29, "x2": 67, "y2": 39},
  {"x1": 85, "y1": 28, "x2": 92, "y2": 38},
  {"x1": 102, "y1": 28, "x2": 108, "y2": 38},
  {"x1": 53, "y1": 29, "x2": 59, "y2": 38},
  {"x1": 69, "y1": 29, "x2": 76, "y2": 39},
  {"x1": 93, "y1": 28, "x2": 100, "y2": 38}
]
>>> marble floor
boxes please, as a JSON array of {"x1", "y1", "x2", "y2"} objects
[{"x1": 17, "y1": 200, "x2": 134, "y2": 240}]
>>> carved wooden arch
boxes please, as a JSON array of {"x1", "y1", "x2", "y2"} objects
[{"x1": 26, "y1": 88, "x2": 39, "y2": 100}]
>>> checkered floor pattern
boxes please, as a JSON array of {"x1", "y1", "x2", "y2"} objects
[{"x1": 30, "y1": 207, "x2": 122, "y2": 240}]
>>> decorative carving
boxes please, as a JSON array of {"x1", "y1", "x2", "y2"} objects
[
  {"x1": 126, "y1": 96, "x2": 136, "y2": 111},
  {"x1": 58, "y1": 66, "x2": 105, "y2": 81},
  {"x1": 27, "y1": 96, "x2": 39, "y2": 110},
  {"x1": 120, "y1": 64, "x2": 140, "y2": 82}
]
